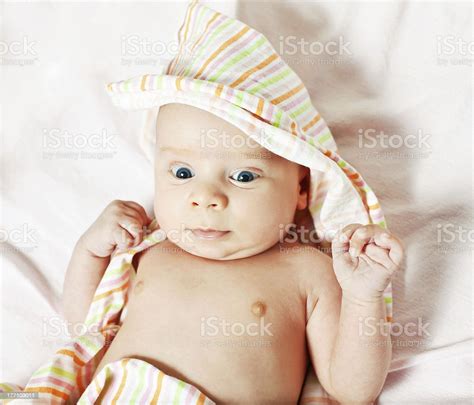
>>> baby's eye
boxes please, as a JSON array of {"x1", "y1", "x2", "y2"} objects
[
  {"x1": 170, "y1": 164, "x2": 194, "y2": 179},
  {"x1": 229, "y1": 170, "x2": 260, "y2": 183}
]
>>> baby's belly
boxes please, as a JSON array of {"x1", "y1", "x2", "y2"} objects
[{"x1": 92, "y1": 253, "x2": 308, "y2": 403}]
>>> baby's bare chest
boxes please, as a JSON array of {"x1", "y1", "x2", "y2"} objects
[{"x1": 128, "y1": 241, "x2": 307, "y2": 332}]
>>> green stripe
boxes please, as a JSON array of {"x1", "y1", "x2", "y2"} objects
[
  {"x1": 318, "y1": 131, "x2": 332, "y2": 145},
  {"x1": 337, "y1": 160, "x2": 347, "y2": 168},
  {"x1": 208, "y1": 36, "x2": 266, "y2": 82},
  {"x1": 172, "y1": 380, "x2": 187, "y2": 404},
  {"x1": 235, "y1": 90, "x2": 244, "y2": 107},
  {"x1": 87, "y1": 303, "x2": 123, "y2": 325},
  {"x1": 246, "y1": 67, "x2": 291, "y2": 95},
  {"x1": 384, "y1": 297, "x2": 393, "y2": 304},
  {"x1": 33, "y1": 366, "x2": 75, "y2": 383},
  {"x1": 274, "y1": 109, "x2": 283, "y2": 128},
  {"x1": 183, "y1": 19, "x2": 237, "y2": 77},
  {"x1": 155, "y1": 75, "x2": 163, "y2": 90},
  {"x1": 0, "y1": 383, "x2": 17, "y2": 391},
  {"x1": 129, "y1": 362, "x2": 148, "y2": 403},
  {"x1": 77, "y1": 335, "x2": 100, "y2": 353},
  {"x1": 106, "y1": 262, "x2": 130, "y2": 277},
  {"x1": 290, "y1": 100, "x2": 312, "y2": 119}
]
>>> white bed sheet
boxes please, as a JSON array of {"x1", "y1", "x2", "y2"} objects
[{"x1": 1, "y1": 1, "x2": 472, "y2": 403}]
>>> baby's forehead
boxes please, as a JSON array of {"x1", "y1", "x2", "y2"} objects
[{"x1": 156, "y1": 103, "x2": 275, "y2": 158}]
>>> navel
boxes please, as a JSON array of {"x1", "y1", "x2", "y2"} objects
[{"x1": 251, "y1": 301, "x2": 266, "y2": 317}]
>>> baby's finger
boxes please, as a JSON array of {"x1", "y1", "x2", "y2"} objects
[
  {"x1": 332, "y1": 223, "x2": 364, "y2": 257},
  {"x1": 381, "y1": 233, "x2": 404, "y2": 269},
  {"x1": 364, "y1": 243, "x2": 393, "y2": 270},
  {"x1": 122, "y1": 201, "x2": 152, "y2": 225},
  {"x1": 113, "y1": 226, "x2": 135, "y2": 250},
  {"x1": 349, "y1": 225, "x2": 386, "y2": 257},
  {"x1": 118, "y1": 215, "x2": 145, "y2": 246}
]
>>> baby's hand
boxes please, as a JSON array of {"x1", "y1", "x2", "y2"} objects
[
  {"x1": 79, "y1": 200, "x2": 152, "y2": 257},
  {"x1": 331, "y1": 224, "x2": 404, "y2": 302}
]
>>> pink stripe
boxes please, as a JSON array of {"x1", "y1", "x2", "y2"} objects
[
  {"x1": 241, "y1": 59, "x2": 285, "y2": 91},
  {"x1": 96, "y1": 268, "x2": 130, "y2": 292},
  {"x1": 28, "y1": 375, "x2": 74, "y2": 391},
  {"x1": 201, "y1": 30, "x2": 259, "y2": 80},
  {"x1": 370, "y1": 210, "x2": 385, "y2": 222},
  {"x1": 279, "y1": 91, "x2": 307, "y2": 112},
  {"x1": 310, "y1": 119, "x2": 328, "y2": 138},
  {"x1": 139, "y1": 365, "x2": 156, "y2": 402},
  {"x1": 86, "y1": 379, "x2": 98, "y2": 403},
  {"x1": 184, "y1": 384, "x2": 199, "y2": 404},
  {"x1": 177, "y1": 13, "x2": 228, "y2": 76}
]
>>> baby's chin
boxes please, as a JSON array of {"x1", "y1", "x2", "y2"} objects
[{"x1": 168, "y1": 235, "x2": 271, "y2": 261}]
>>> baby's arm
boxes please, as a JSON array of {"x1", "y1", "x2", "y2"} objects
[
  {"x1": 306, "y1": 224, "x2": 404, "y2": 404},
  {"x1": 61, "y1": 200, "x2": 151, "y2": 337}
]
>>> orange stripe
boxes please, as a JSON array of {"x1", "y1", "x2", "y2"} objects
[
  {"x1": 56, "y1": 349, "x2": 85, "y2": 367},
  {"x1": 271, "y1": 83, "x2": 304, "y2": 105},
  {"x1": 215, "y1": 83, "x2": 224, "y2": 97},
  {"x1": 167, "y1": 0, "x2": 198, "y2": 74},
  {"x1": 24, "y1": 386, "x2": 68, "y2": 401},
  {"x1": 369, "y1": 202, "x2": 380, "y2": 210},
  {"x1": 96, "y1": 367, "x2": 115, "y2": 404},
  {"x1": 348, "y1": 173, "x2": 360, "y2": 180},
  {"x1": 193, "y1": 26, "x2": 250, "y2": 79},
  {"x1": 151, "y1": 371, "x2": 165, "y2": 404},
  {"x1": 182, "y1": 0, "x2": 197, "y2": 43},
  {"x1": 92, "y1": 282, "x2": 129, "y2": 302},
  {"x1": 230, "y1": 53, "x2": 278, "y2": 88},
  {"x1": 302, "y1": 113, "x2": 321, "y2": 132},
  {"x1": 323, "y1": 150, "x2": 332, "y2": 158},
  {"x1": 176, "y1": 76, "x2": 183, "y2": 91},
  {"x1": 191, "y1": 12, "x2": 221, "y2": 52},
  {"x1": 140, "y1": 75, "x2": 148, "y2": 91},
  {"x1": 256, "y1": 98, "x2": 264, "y2": 116},
  {"x1": 197, "y1": 392, "x2": 206, "y2": 405},
  {"x1": 111, "y1": 359, "x2": 130, "y2": 404},
  {"x1": 290, "y1": 121, "x2": 297, "y2": 136}
]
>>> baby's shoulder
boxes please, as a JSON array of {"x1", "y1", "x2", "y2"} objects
[{"x1": 279, "y1": 242, "x2": 340, "y2": 320}]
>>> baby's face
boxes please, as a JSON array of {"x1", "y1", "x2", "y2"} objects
[{"x1": 153, "y1": 103, "x2": 308, "y2": 260}]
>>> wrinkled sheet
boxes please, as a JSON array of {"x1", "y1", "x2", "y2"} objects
[{"x1": 1, "y1": 1, "x2": 472, "y2": 403}]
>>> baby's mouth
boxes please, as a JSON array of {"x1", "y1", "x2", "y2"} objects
[{"x1": 188, "y1": 228, "x2": 230, "y2": 240}]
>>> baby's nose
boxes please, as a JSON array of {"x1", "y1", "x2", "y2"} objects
[{"x1": 189, "y1": 188, "x2": 228, "y2": 210}]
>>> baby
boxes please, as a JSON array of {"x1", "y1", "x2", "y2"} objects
[{"x1": 62, "y1": 102, "x2": 404, "y2": 404}]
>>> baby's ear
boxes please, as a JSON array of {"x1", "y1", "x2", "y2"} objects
[{"x1": 297, "y1": 166, "x2": 310, "y2": 210}]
